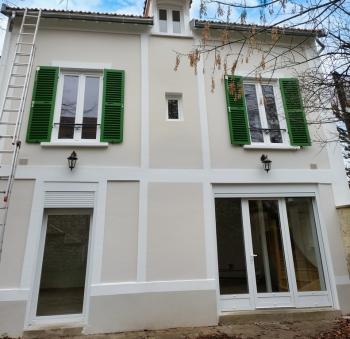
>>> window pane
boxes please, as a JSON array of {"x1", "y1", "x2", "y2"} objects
[
  {"x1": 159, "y1": 9, "x2": 167, "y2": 32},
  {"x1": 59, "y1": 75, "x2": 79, "y2": 139},
  {"x1": 168, "y1": 99, "x2": 179, "y2": 119},
  {"x1": 172, "y1": 10, "x2": 180, "y2": 22},
  {"x1": 82, "y1": 77, "x2": 100, "y2": 139},
  {"x1": 244, "y1": 84, "x2": 264, "y2": 142},
  {"x1": 172, "y1": 11, "x2": 181, "y2": 33},
  {"x1": 36, "y1": 214, "x2": 90, "y2": 316},
  {"x1": 159, "y1": 9, "x2": 167, "y2": 20},
  {"x1": 215, "y1": 198, "x2": 249, "y2": 294},
  {"x1": 286, "y1": 198, "x2": 326, "y2": 291},
  {"x1": 249, "y1": 200, "x2": 289, "y2": 293},
  {"x1": 262, "y1": 85, "x2": 282, "y2": 143}
]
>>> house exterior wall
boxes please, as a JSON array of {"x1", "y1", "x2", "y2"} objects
[{"x1": 0, "y1": 6, "x2": 349, "y2": 337}]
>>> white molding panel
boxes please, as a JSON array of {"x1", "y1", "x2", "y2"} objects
[
  {"x1": 90, "y1": 279, "x2": 217, "y2": 296},
  {"x1": 0, "y1": 289, "x2": 30, "y2": 302}
]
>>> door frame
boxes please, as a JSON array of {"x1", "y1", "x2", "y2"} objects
[
  {"x1": 213, "y1": 186, "x2": 337, "y2": 312},
  {"x1": 28, "y1": 209, "x2": 94, "y2": 326}
]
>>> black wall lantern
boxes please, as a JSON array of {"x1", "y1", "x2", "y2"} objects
[
  {"x1": 67, "y1": 151, "x2": 78, "y2": 171},
  {"x1": 261, "y1": 154, "x2": 272, "y2": 173}
]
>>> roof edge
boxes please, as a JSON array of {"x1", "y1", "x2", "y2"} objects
[
  {"x1": 1, "y1": 5, "x2": 154, "y2": 25},
  {"x1": 193, "y1": 19, "x2": 326, "y2": 38}
]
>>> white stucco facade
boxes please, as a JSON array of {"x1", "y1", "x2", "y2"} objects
[{"x1": 0, "y1": 1, "x2": 349, "y2": 337}]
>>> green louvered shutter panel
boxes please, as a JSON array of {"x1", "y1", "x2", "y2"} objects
[
  {"x1": 101, "y1": 69, "x2": 125, "y2": 143},
  {"x1": 279, "y1": 78, "x2": 311, "y2": 146},
  {"x1": 26, "y1": 66, "x2": 58, "y2": 143},
  {"x1": 225, "y1": 76, "x2": 251, "y2": 145}
]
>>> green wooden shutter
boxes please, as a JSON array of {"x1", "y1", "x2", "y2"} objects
[
  {"x1": 225, "y1": 76, "x2": 251, "y2": 145},
  {"x1": 279, "y1": 78, "x2": 311, "y2": 146},
  {"x1": 26, "y1": 66, "x2": 58, "y2": 143},
  {"x1": 101, "y1": 69, "x2": 125, "y2": 143}
]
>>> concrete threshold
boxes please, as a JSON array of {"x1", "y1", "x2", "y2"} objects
[
  {"x1": 219, "y1": 307, "x2": 342, "y2": 325},
  {"x1": 23, "y1": 325, "x2": 83, "y2": 339}
]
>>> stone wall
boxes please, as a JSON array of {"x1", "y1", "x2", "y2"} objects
[{"x1": 337, "y1": 206, "x2": 350, "y2": 273}]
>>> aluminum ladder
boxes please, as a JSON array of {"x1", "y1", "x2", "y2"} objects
[{"x1": 0, "y1": 8, "x2": 41, "y2": 261}]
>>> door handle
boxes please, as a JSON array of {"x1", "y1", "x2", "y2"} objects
[{"x1": 252, "y1": 254, "x2": 258, "y2": 257}]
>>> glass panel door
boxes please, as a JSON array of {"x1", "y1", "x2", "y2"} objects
[
  {"x1": 285, "y1": 198, "x2": 326, "y2": 292},
  {"x1": 215, "y1": 195, "x2": 331, "y2": 311},
  {"x1": 36, "y1": 214, "x2": 90, "y2": 317},
  {"x1": 215, "y1": 198, "x2": 249, "y2": 294},
  {"x1": 248, "y1": 200, "x2": 289, "y2": 293}
]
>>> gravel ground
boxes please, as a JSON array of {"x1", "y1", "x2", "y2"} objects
[{"x1": 13, "y1": 316, "x2": 350, "y2": 339}]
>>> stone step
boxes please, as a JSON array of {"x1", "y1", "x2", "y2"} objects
[
  {"x1": 23, "y1": 326, "x2": 83, "y2": 339},
  {"x1": 219, "y1": 308, "x2": 342, "y2": 325}
]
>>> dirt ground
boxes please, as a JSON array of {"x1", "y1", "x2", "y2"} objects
[{"x1": 17, "y1": 316, "x2": 350, "y2": 339}]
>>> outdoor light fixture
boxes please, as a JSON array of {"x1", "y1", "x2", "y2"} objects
[
  {"x1": 261, "y1": 154, "x2": 272, "y2": 173},
  {"x1": 67, "y1": 151, "x2": 78, "y2": 171}
]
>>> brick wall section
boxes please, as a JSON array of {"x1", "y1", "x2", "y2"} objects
[{"x1": 337, "y1": 206, "x2": 350, "y2": 273}]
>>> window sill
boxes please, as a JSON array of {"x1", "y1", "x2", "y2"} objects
[
  {"x1": 243, "y1": 144, "x2": 300, "y2": 150},
  {"x1": 151, "y1": 33, "x2": 193, "y2": 39},
  {"x1": 41, "y1": 142, "x2": 109, "y2": 148}
]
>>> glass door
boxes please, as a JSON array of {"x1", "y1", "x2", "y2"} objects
[
  {"x1": 215, "y1": 196, "x2": 332, "y2": 311},
  {"x1": 215, "y1": 198, "x2": 254, "y2": 310},
  {"x1": 245, "y1": 199, "x2": 294, "y2": 308},
  {"x1": 34, "y1": 212, "x2": 91, "y2": 319}
]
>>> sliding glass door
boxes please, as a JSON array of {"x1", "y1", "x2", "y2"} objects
[{"x1": 215, "y1": 197, "x2": 332, "y2": 311}]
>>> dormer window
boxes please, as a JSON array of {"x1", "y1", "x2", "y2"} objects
[{"x1": 158, "y1": 8, "x2": 182, "y2": 34}]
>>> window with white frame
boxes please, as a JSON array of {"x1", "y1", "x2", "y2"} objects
[
  {"x1": 243, "y1": 81, "x2": 287, "y2": 145},
  {"x1": 53, "y1": 71, "x2": 102, "y2": 142},
  {"x1": 166, "y1": 93, "x2": 183, "y2": 120},
  {"x1": 158, "y1": 8, "x2": 182, "y2": 34}
]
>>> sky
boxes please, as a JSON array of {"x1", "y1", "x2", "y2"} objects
[
  {"x1": 0, "y1": 0, "x2": 219, "y2": 54},
  {"x1": 0, "y1": 0, "x2": 325, "y2": 56}
]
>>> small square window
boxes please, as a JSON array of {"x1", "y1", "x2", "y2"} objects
[{"x1": 166, "y1": 94, "x2": 183, "y2": 121}]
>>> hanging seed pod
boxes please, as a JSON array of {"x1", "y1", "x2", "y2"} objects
[
  {"x1": 174, "y1": 55, "x2": 180, "y2": 71},
  {"x1": 229, "y1": 81, "x2": 236, "y2": 96},
  {"x1": 231, "y1": 60, "x2": 237, "y2": 76}
]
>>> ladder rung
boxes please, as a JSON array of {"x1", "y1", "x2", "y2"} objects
[
  {"x1": 23, "y1": 24, "x2": 37, "y2": 26},
  {"x1": 8, "y1": 85, "x2": 24, "y2": 89},
  {"x1": 13, "y1": 63, "x2": 29, "y2": 66},
  {"x1": 0, "y1": 136, "x2": 14, "y2": 139},
  {"x1": 2, "y1": 109, "x2": 18, "y2": 113},
  {"x1": 20, "y1": 33, "x2": 35, "y2": 36},
  {"x1": 15, "y1": 53, "x2": 31, "y2": 56},
  {"x1": 16, "y1": 42, "x2": 34, "y2": 46},
  {"x1": 0, "y1": 122, "x2": 16, "y2": 126},
  {"x1": 5, "y1": 97, "x2": 22, "y2": 100},
  {"x1": 25, "y1": 14, "x2": 39, "y2": 18},
  {"x1": 11, "y1": 74, "x2": 26, "y2": 77},
  {"x1": 0, "y1": 150, "x2": 13, "y2": 154}
]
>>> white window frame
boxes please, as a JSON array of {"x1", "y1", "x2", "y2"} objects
[
  {"x1": 243, "y1": 80, "x2": 291, "y2": 147},
  {"x1": 157, "y1": 7, "x2": 183, "y2": 35},
  {"x1": 166, "y1": 93, "x2": 183, "y2": 121},
  {"x1": 51, "y1": 70, "x2": 103, "y2": 144}
]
